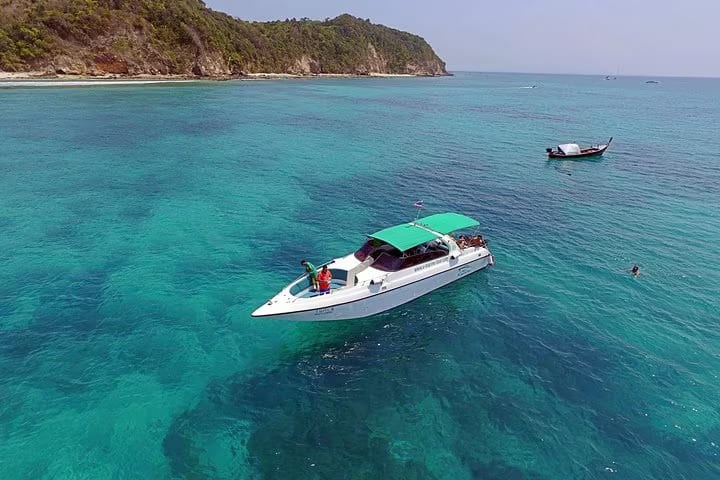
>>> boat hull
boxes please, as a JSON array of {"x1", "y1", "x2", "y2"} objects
[
  {"x1": 547, "y1": 148, "x2": 607, "y2": 159},
  {"x1": 253, "y1": 253, "x2": 493, "y2": 321},
  {"x1": 547, "y1": 137, "x2": 613, "y2": 159}
]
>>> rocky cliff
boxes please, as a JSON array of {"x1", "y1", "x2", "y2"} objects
[{"x1": 0, "y1": 1, "x2": 447, "y2": 77}]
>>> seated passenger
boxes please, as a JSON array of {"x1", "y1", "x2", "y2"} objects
[
  {"x1": 457, "y1": 235, "x2": 468, "y2": 248},
  {"x1": 469, "y1": 235, "x2": 486, "y2": 247}
]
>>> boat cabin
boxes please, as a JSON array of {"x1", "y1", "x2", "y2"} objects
[
  {"x1": 556, "y1": 143, "x2": 581, "y2": 155},
  {"x1": 354, "y1": 237, "x2": 450, "y2": 272},
  {"x1": 358, "y1": 212, "x2": 480, "y2": 270}
]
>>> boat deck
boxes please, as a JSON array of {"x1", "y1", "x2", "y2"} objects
[{"x1": 295, "y1": 279, "x2": 347, "y2": 298}]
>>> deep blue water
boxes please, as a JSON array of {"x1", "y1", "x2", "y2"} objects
[{"x1": 1, "y1": 73, "x2": 719, "y2": 479}]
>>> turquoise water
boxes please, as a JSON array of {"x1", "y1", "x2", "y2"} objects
[{"x1": 1, "y1": 73, "x2": 719, "y2": 479}]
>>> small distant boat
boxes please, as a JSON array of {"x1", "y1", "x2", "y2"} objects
[
  {"x1": 646, "y1": 80, "x2": 659, "y2": 84},
  {"x1": 546, "y1": 137, "x2": 613, "y2": 159}
]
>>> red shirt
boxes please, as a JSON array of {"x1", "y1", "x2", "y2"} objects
[{"x1": 318, "y1": 269, "x2": 332, "y2": 289}]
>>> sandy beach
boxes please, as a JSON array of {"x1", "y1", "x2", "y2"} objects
[
  {"x1": 0, "y1": 71, "x2": 427, "y2": 83},
  {"x1": 0, "y1": 71, "x2": 205, "y2": 81},
  {"x1": 243, "y1": 72, "x2": 417, "y2": 79}
]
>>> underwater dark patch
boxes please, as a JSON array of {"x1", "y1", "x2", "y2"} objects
[{"x1": 467, "y1": 459, "x2": 548, "y2": 480}]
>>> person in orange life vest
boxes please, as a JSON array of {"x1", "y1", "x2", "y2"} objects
[{"x1": 317, "y1": 265, "x2": 332, "y2": 294}]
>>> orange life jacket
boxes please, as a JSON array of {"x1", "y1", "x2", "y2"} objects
[{"x1": 318, "y1": 269, "x2": 332, "y2": 290}]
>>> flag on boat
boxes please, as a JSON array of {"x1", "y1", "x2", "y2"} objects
[{"x1": 413, "y1": 199, "x2": 424, "y2": 209}]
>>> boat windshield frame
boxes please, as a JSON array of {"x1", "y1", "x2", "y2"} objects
[{"x1": 354, "y1": 238, "x2": 402, "y2": 262}]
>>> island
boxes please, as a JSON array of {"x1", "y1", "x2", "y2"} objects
[{"x1": 0, "y1": 0, "x2": 447, "y2": 79}]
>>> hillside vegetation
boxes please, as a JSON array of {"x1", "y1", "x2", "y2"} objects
[{"x1": 0, "y1": 0, "x2": 447, "y2": 76}]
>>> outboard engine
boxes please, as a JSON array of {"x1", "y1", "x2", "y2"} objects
[{"x1": 545, "y1": 147, "x2": 553, "y2": 153}]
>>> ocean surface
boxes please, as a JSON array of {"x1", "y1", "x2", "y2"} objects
[{"x1": 1, "y1": 73, "x2": 719, "y2": 479}]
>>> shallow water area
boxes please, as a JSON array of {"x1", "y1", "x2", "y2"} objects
[{"x1": 1, "y1": 73, "x2": 719, "y2": 479}]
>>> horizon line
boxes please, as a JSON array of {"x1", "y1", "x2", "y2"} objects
[{"x1": 447, "y1": 70, "x2": 720, "y2": 79}]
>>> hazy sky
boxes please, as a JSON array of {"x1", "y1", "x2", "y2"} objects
[{"x1": 205, "y1": 0, "x2": 719, "y2": 77}]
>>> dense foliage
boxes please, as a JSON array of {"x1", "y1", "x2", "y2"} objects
[{"x1": 0, "y1": 0, "x2": 446, "y2": 75}]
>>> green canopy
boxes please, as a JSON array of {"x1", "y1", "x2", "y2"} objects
[
  {"x1": 368, "y1": 213, "x2": 479, "y2": 252},
  {"x1": 416, "y1": 212, "x2": 479, "y2": 234},
  {"x1": 369, "y1": 223, "x2": 439, "y2": 252}
]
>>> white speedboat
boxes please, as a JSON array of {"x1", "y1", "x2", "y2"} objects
[{"x1": 252, "y1": 213, "x2": 494, "y2": 321}]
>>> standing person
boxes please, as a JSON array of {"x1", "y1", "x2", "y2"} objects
[
  {"x1": 300, "y1": 260, "x2": 319, "y2": 291},
  {"x1": 317, "y1": 265, "x2": 333, "y2": 294}
]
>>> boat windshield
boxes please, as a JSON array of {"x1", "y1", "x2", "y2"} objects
[{"x1": 354, "y1": 239, "x2": 401, "y2": 262}]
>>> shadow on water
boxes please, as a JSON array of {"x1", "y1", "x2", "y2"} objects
[
  {"x1": 160, "y1": 277, "x2": 556, "y2": 479},
  {"x1": 545, "y1": 155, "x2": 603, "y2": 171},
  {"x1": 163, "y1": 277, "x2": 495, "y2": 479},
  {"x1": 468, "y1": 460, "x2": 547, "y2": 480},
  {"x1": 162, "y1": 327, "x2": 438, "y2": 478}
]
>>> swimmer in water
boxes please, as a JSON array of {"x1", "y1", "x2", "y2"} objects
[{"x1": 631, "y1": 264, "x2": 640, "y2": 276}]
